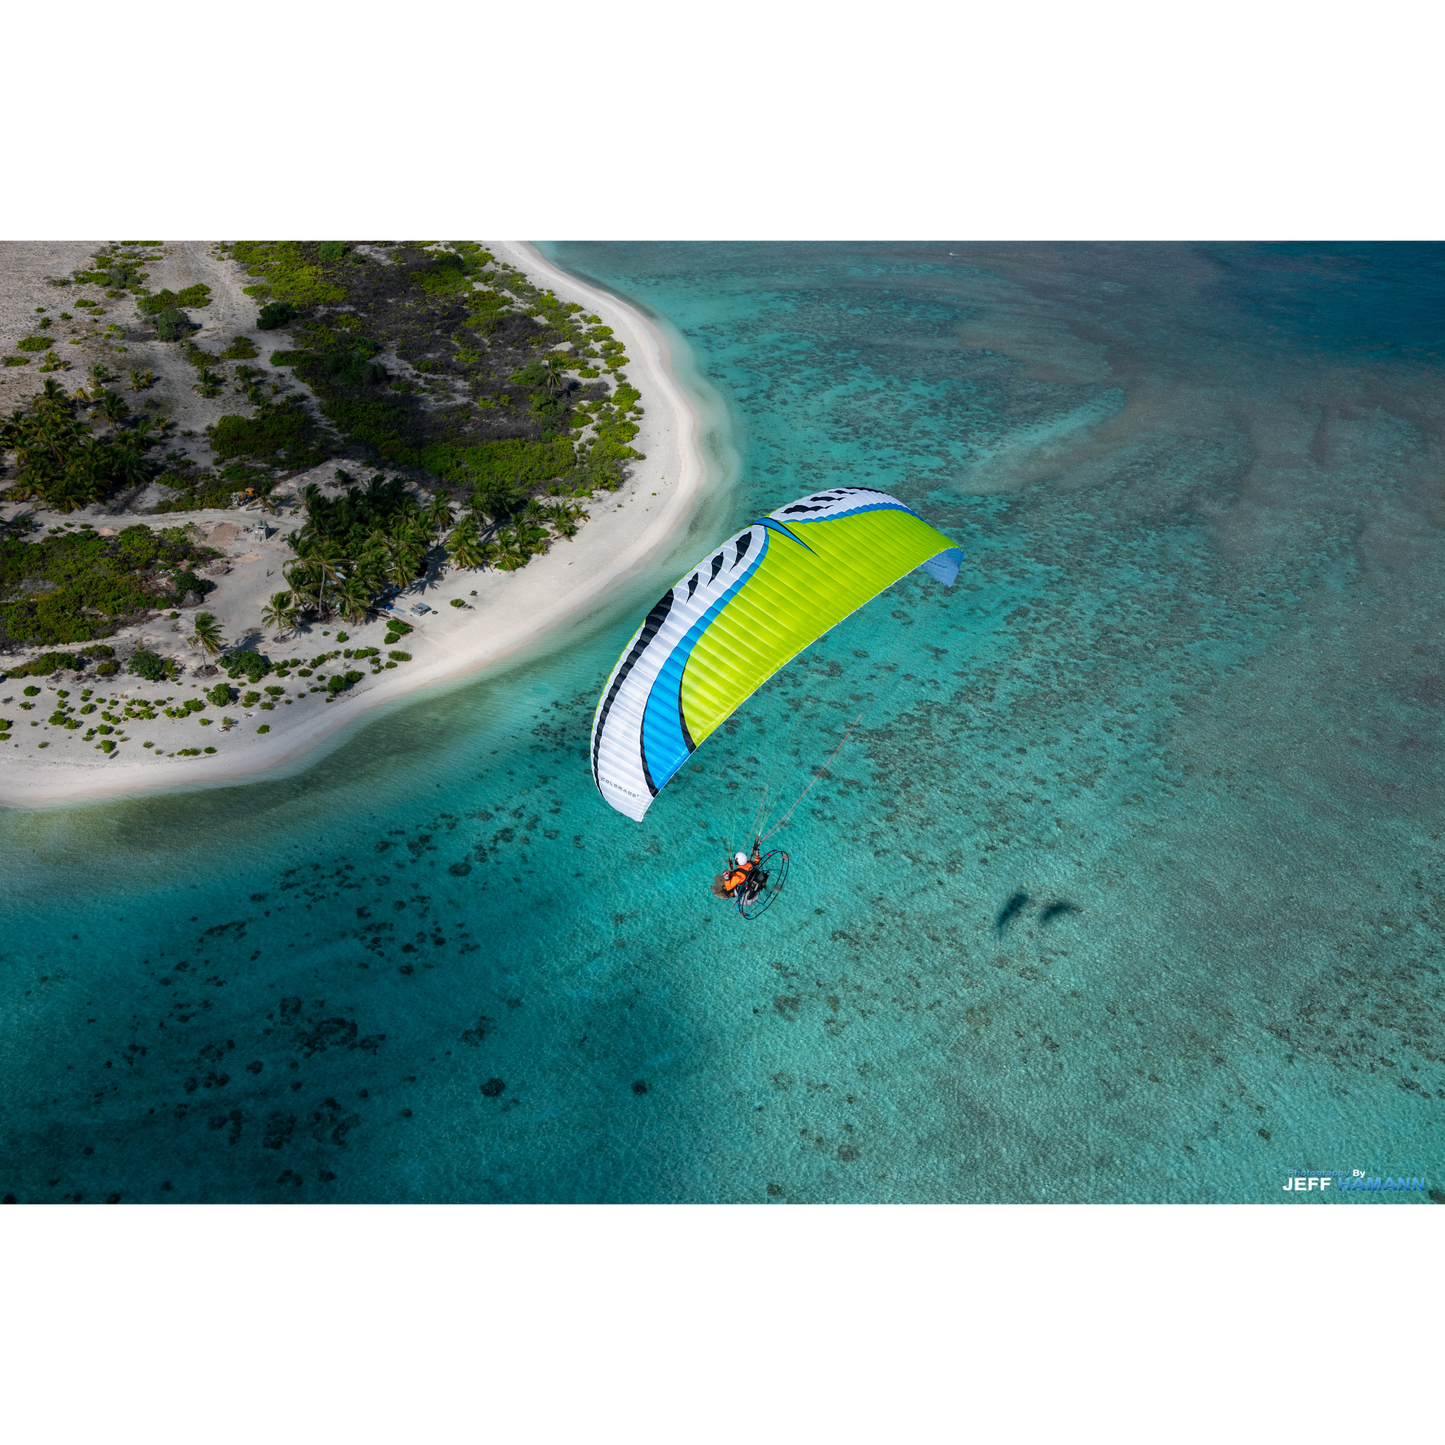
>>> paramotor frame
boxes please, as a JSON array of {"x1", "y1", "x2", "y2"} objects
[{"x1": 736, "y1": 849, "x2": 790, "y2": 921}]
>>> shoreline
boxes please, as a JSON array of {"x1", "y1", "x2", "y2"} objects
[{"x1": 0, "y1": 240, "x2": 712, "y2": 810}]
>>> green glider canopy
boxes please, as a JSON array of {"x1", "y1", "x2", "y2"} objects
[{"x1": 590, "y1": 487, "x2": 962, "y2": 822}]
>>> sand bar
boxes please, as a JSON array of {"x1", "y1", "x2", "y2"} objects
[{"x1": 0, "y1": 240, "x2": 709, "y2": 809}]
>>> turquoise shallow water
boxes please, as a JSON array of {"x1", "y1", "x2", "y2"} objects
[{"x1": 2, "y1": 242, "x2": 1441, "y2": 1203}]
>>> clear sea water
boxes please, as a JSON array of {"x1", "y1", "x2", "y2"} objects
[{"x1": 2, "y1": 242, "x2": 1441, "y2": 1204}]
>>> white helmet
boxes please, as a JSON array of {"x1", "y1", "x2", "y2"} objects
[{"x1": 735, "y1": 852, "x2": 748, "y2": 865}]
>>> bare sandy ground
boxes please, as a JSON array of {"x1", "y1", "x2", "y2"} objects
[{"x1": 0, "y1": 239, "x2": 710, "y2": 808}]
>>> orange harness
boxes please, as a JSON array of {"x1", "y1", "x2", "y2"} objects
[{"x1": 724, "y1": 860, "x2": 754, "y2": 893}]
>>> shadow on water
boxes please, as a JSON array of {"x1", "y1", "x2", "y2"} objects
[
  {"x1": 1039, "y1": 901, "x2": 1081, "y2": 926},
  {"x1": 995, "y1": 891, "x2": 1030, "y2": 936}
]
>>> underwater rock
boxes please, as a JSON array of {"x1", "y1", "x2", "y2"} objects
[
  {"x1": 631, "y1": 1080, "x2": 649, "y2": 1095},
  {"x1": 460, "y1": 1017, "x2": 495, "y2": 1047},
  {"x1": 262, "y1": 1112, "x2": 296, "y2": 1150},
  {"x1": 766, "y1": 1184, "x2": 782, "y2": 1197},
  {"x1": 296, "y1": 1018, "x2": 359, "y2": 1056},
  {"x1": 480, "y1": 1078, "x2": 506, "y2": 1097}
]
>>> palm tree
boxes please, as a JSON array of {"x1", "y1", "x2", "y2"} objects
[
  {"x1": 72, "y1": 436, "x2": 118, "y2": 486},
  {"x1": 285, "y1": 567, "x2": 323, "y2": 619},
  {"x1": 47, "y1": 470, "x2": 100, "y2": 514},
  {"x1": 109, "y1": 438, "x2": 150, "y2": 489},
  {"x1": 261, "y1": 590, "x2": 299, "y2": 638},
  {"x1": 424, "y1": 493, "x2": 454, "y2": 537},
  {"x1": 471, "y1": 475, "x2": 521, "y2": 524},
  {"x1": 190, "y1": 612, "x2": 225, "y2": 656},
  {"x1": 88, "y1": 363, "x2": 114, "y2": 389},
  {"x1": 542, "y1": 355, "x2": 569, "y2": 392},
  {"x1": 96, "y1": 390, "x2": 130, "y2": 429},
  {"x1": 336, "y1": 575, "x2": 373, "y2": 625},
  {"x1": 543, "y1": 502, "x2": 583, "y2": 540},
  {"x1": 445, "y1": 515, "x2": 494, "y2": 570},
  {"x1": 372, "y1": 536, "x2": 413, "y2": 592},
  {"x1": 493, "y1": 527, "x2": 530, "y2": 572},
  {"x1": 192, "y1": 366, "x2": 224, "y2": 398}
]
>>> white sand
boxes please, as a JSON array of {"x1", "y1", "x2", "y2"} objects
[{"x1": 0, "y1": 240, "x2": 709, "y2": 808}]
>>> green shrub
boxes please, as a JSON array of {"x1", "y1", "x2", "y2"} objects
[
  {"x1": 100, "y1": 739, "x2": 115, "y2": 753},
  {"x1": 206, "y1": 682, "x2": 234, "y2": 707},
  {"x1": 449, "y1": 598, "x2": 466, "y2": 608},
  {"x1": 318, "y1": 242, "x2": 350, "y2": 261},
  {"x1": 16, "y1": 336, "x2": 51, "y2": 352},
  {"x1": 233, "y1": 242, "x2": 345, "y2": 308},
  {"x1": 321, "y1": 350, "x2": 388, "y2": 387},
  {"x1": 84, "y1": 643, "x2": 115, "y2": 658},
  {"x1": 224, "y1": 650, "x2": 271, "y2": 683},
  {"x1": 137, "y1": 285, "x2": 211, "y2": 315},
  {"x1": 410, "y1": 251, "x2": 474, "y2": 296},
  {"x1": 14, "y1": 653, "x2": 83, "y2": 677},
  {"x1": 4, "y1": 355, "x2": 30, "y2": 367},
  {"x1": 219, "y1": 335, "x2": 260, "y2": 360},
  {"x1": 388, "y1": 650, "x2": 411, "y2": 662},
  {"x1": 22, "y1": 685, "x2": 40, "y2": 697},
  {"x1": 97, "y1": 661, "x2": 118, "y2": 676},
  {"x1": 170, "y1": 570, "x2": 212, "y2": 601},
  {"x1": 257, "y1": 301, "x2": 298, "y2": 330},
  {"x1": 327, "y1": 674, "x2": 346, "y2": 694},
  {"x1": 210, "y1": 404, "x2": 327, "y2": 465},
  {"x1": 242, "y1": 691, "x2": 260, "y2": 707},
  {"x1": 257, "y1": 724, "x2": 270, "y2": 733},
  {"x1": 128, "y1": 650, "x2": 168, "y2": 682},
  {"x1": 343, "y1": 669, "x2": 363, "y2": 685},
  {"x1": 203, "y1": 746, "x2": 216, "y2": 753},
  {"x1": 154, "y1": 309, "x2": 191, "y2": 341},
  {"x1": 422, "y1": 438, "x2": 574, "y2": 489}
]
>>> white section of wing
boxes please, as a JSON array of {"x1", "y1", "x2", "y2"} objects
[
  {"x1": 769, "y1": 487, "x2": 905, "y2": 522},
  {"x1": 590, "y1": 526, "x2": 765, "y2": 822}
]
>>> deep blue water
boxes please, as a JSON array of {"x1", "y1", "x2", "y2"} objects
[{"x1": 2, "y1": 242, "x2": 1441, "y2": 1203}]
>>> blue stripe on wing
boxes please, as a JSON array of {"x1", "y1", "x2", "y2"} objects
[{"x1": 640, "y1": 528, "x2": 770, "y2": 795}]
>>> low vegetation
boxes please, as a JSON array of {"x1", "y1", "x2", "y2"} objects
[
  {"x1": 1, "y1": 239, "x2": 648, "y2": 686},
  {"x1": 0, "y1": 518, "x2": 217, "y2": 646}
]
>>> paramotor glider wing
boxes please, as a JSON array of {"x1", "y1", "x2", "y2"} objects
[{"x1": 590, "y1": 487, "x2": 962, "y2": 822}]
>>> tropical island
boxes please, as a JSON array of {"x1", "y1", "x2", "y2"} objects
[{"x1": 0, "y1": 240, "x2": 706, "y2": 803}]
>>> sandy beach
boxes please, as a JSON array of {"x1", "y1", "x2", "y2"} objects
[{"x1": 0, "y1": 240, "x2": 710, "y2": 808}]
